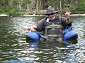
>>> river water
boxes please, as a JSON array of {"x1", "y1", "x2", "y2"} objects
[{"x1": 0, "y1": 16, "x2": 85, "y2": 63}]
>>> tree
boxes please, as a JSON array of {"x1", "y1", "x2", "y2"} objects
[{"x1": 0, "y1": 0, "x2": 85, "y2": 15}]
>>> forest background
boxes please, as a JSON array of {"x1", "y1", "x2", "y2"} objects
[{"x1": 0, "y1": 0, "x2": 85, "y2": 16}]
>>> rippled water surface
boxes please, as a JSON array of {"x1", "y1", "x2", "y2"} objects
[{"x1": 0, "y1": 16, "x2": 85, "y2": 63}]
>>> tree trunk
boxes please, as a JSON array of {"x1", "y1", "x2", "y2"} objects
[
  {"x1": 40, "y1": 0, "x2": 48, "y2": 10},
  {"x1": 36, "y1": 0, "x2": 38, "y2": 11}
]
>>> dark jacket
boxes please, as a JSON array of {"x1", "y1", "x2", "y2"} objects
[{"x1": 36, "y1": 16, "x2": 72, "y2": 32}]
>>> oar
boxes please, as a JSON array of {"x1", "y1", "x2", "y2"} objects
[{"x1": 37, "y1": 32, "x2": 48, "y2": 40}]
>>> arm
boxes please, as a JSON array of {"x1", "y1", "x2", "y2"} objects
[
  {"x1": 66, "y1": 18, "x2": 71, "y2": 24},
  {"x1": 23, "y1": 25, "x2": 37, "y2": 31},
  {"x1": 23, "y1": 18, "x2": 46, "y2": 31},
  {"x1": 36, "y1": 18, "x2": 46, "y2": 31},
  {"x1": 65, "y1": 10, "x2": 71, "y2": 24},
  {"x1": 60, "y1": 16, "x2": 72, "y2": 29}
]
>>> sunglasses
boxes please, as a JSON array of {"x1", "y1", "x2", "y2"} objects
[{"x1": 48, "y1": 13, "x2": 55, "y2": 16}]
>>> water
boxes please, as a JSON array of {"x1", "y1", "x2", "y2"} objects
[{"x1": 0, "y1": 16, "x2": 85, "y2": 63}]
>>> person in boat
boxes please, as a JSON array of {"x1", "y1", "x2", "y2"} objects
[{"x1": 24, "y1": 7, "x2": 71, "y2": 41}]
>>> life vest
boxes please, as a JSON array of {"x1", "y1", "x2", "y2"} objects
[{"x1": 44, "y1": 18, "x2": 63, "y2": 42}]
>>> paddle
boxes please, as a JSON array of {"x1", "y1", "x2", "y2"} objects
[{"x1": 36, "y1": 32, "x2": 49, "y2": 40}]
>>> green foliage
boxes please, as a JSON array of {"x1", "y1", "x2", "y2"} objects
[
  {"x1": 8, "y1": 9, "x2": 22, "y2": 16},
  {"x1": 28, "y1": 10, "x2": 33, "y2": 15},
  {"x1": 0, "y1": 0, "x2": 85, "y2": 15},
  {"x1": 49, "y1": 0, "x2": 60, "y2": 6},
  {"x1": 49, "y1": 0, "x2": 59, "y2": 3},
  {"x1": 0, "y1": 10, "x2": 5, "y2": 14},
  {"x1": 26, "y1": 10, "x2": 46, "y2": 15},
  {"x1": 69, "y1": 0, "x2": 85, "y2": 14},
  {"x1": 61, "y1": 9, "x2": 67, "y2": 15},
  {"x1": 36, "y1": 10, "x2": 46, "y2": 15},
  {"x1": 76, "y1": 0, "x2": 85, "y2": 13},
  {"x1": 23, "y1": 0, "x2": 32, "y2": 3}
]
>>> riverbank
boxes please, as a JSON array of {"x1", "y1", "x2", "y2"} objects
[
  {"x1": 0, "y1": 14, "x2": 85, "y2": 17},
  {"x1": 22, "y1": 14, "x2": 85, "y2": 17},
  {"x1": 0, "y1": 14, "x2": 8, "y2": 16},
  {"x1": 70, "y1": 14, "x2": 85, "y2": 16}
]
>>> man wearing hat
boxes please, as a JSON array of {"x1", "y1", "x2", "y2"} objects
[{"x1": 24, "y1": 7, "x2": 71, "y2": 41}]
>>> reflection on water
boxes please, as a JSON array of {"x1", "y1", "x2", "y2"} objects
[{"x1": 0, "y1": 16, "x2": 85, "y2": 63}]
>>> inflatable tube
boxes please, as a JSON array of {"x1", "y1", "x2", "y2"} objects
[
  {"x1": 62, "y1": 27, "x2": 78, "y2": 41},
  {"x1": 26, "y1": 27, "x2": 78, "y2": 41},
  {"x1": 63, "y1": 31, "x2": 78, "y2": 41},
  {"x1": 26, "y1": 32, "x2": 40, "y2": 41}
]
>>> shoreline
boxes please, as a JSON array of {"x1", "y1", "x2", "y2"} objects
[
  {"x1": 0, "y1": 14, "x2": 8, "y2": 17},
  {"x1": 0, "y1": 14, "x2": 85, "y2": 17},
  {"x1": 70, "y1": 14, "x2": 85, "y2": 16}
]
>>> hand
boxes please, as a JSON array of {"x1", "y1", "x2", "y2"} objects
[
  {"x1": 23, "y1": 26, "x2": 31, "y2": 30},
  {"x1": 23, "y1": 25, "x2": 37, "y2": 31},
  {"x1": 32, "y1": 25, "x2": 37, "y2": 28},
  {"x1": 30, "y1": 25, "x2": 37, "y2": 31},
  {"x1": 65, "y1": 11, "x2": 71, "y2": 18}
]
